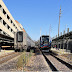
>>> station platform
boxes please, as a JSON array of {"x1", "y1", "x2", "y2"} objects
[
  {"x1": 51, "y1": 48, "x2": 71, "y2": 55},
  {"x1": 51, "y1": 48, "x2": 72, "y2": 65},
  {"x1": 0, "y1": 50, "x2": 14, "y2": 57}
]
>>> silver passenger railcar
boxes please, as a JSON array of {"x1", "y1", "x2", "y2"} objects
[{"x1": 14, "y1": 31, "x2": 35, "y2": 52}]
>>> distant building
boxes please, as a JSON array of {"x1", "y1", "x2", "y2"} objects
[{"x1": 0, "y1": 0, "x2": 23, "y2": 38}]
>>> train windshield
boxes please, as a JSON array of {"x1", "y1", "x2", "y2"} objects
[
  {"x1": 17, "y1": 32, "x2": 23, "y2": 42},
  {"x1": 42, "y1": 36, "x2": 49, "y2": 43}
]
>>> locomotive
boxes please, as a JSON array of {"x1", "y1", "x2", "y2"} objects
[
  {"x1": 40, "y1": 35, "x2": 51, "y2": 51},
  {"x1": 14, "y1": 30, "x2": 35, "y2": 52}
]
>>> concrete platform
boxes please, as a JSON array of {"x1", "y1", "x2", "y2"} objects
[
  {"x1": 51, "y1": 48, "x2": 71, "y2": 55},
  {"x1": 0, "y1": 50, "x2": 14, "y2": 57}
]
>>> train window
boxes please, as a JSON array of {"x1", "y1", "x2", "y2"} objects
[
  {"x1": 17, "y1": 32, "x2": 23, "y2": 42},
  {"x1": 40, "y1": 37, "x2": 41, "y2": 41},
  {"x1": 41, "y1": 36, "x2": 49, "y2": 43}
]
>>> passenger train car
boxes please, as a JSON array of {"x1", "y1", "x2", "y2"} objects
[
  {"x1": 14, "y1": 30, "x2": 35, "y2": 52},
  {"x1": 40, "y1": 35, "x2": 51, "y2": 51}
]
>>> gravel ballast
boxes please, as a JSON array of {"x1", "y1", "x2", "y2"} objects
[
  {"x1": 0, "y1": 48, "x2": 51, "y2": 72},
  {"x1": 25, "y1": 48, "x2": 51, "y2": 71}
]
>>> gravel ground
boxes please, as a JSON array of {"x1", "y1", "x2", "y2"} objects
[
  {"x1": 0, "y1": 53, "x2": 21, "y2": 71},
  {"x1": 0, "y1": 48, "x2": 51, "y2": 72},
  {"x1": 25, "y1": 48, "x2": 51, "y2": 72},
  {"x1": 0, "y1": 58, "x2": 17, "y2": 71},
  {"x1": 0, "y1": 50, "x2": 14, "y2": 57}
]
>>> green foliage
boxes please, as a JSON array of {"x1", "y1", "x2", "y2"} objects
[{"x1": 16, "y1": 50, "x2": 33, "y2": 70}]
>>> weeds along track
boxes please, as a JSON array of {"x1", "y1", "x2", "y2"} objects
[
  {"x1": 41, "y1": 50, "x2": 71, "y2": 71},
  {"x1": 0, "y1": 52, "x2": 21, "y2": 64}
]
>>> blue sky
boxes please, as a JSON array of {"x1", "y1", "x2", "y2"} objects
[{"x1": 3, "y1": 0, "x2": 72, "y2": 40}]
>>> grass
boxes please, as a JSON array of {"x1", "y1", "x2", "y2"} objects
[{"x1": 16, "y1": 50, "x2": 34, "y2": 70}]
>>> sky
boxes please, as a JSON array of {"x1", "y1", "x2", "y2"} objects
[{"x1": 3, "y1": 0, "x2": 72, "y2": 41}]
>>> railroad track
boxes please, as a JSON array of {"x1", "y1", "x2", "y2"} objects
[
  {"x1": 41, "y1": 50, "x2": 72, "y2": 71},
  {"x1": 0, "y1": 52, "x2": 21, "y2": 65},
  {"x1": 50, "y1": 51, "x2": 72, "y2": 70},
  {"x1": 0, "y1": 52, "x2": 16, "y2": 59}
]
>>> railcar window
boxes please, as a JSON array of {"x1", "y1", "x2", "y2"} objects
[{"x1": 17, "y1": 32, "x2": 23, "y2": 42}]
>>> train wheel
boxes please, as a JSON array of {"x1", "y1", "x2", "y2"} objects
[
  {"x1": 18, "y1": 49, "x2": 20, "y2": 52},
  {"x1": 33, "y1": 48, "x2": 35, "y2": 53},
  {"x1": 27, "y1": 48, "x2": 30, "y2": 52},
  {"x1": 15, "y1": 49, "x2": 17, "y2": 52}
]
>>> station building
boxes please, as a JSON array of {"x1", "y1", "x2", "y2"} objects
[{"x1": 0, "y1": 0, "x2": 23, "y2": 38}]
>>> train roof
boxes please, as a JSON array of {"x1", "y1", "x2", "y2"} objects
[{"x1": 40, "y1": 35, "x2": 49, "y2": 37}]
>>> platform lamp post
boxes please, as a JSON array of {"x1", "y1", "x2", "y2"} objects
[{"x1": 49, "y1": 24, "x2": 52, "y2": 42}]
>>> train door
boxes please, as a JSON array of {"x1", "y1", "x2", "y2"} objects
[
  {"x1": 23, "y1": 32, "x2": 27, "y2": 50},
  {"x1": 17, "y1": 31, "x2": 23, "y2": 52},
  {"x1": 14, "y1": 32, "x2": 17, "y2": 50}
]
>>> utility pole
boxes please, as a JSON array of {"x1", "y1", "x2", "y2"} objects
[
  {"x1": 49, "y1": 24, "x2": 51, "y2": 41},
  {"x1": 58, "y1": 6, "x2": 61, "y2": 37},
  {"x1": 40, "y1": 28, "x2": 42, "y2": 41},
  {"x1": 65, "y1": 24, "x2": 67, "y2": 33},
  {"x1": 46, "y1": 32, "x2": 47, "y2": 35},
  {"x1": 40, "y1": 28, "x2": 41, "y2": 37},
  {"x1": 49, "y1": 24, "x2": 51, "y2": 37}
]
